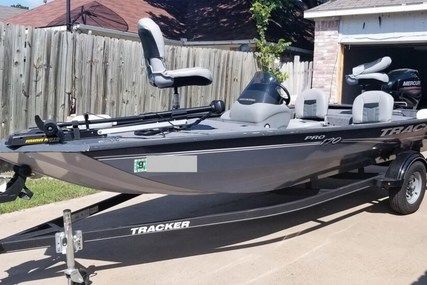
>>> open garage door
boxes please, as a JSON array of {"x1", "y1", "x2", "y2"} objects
[{"x1": 342, "y1": 44, "x2": 427, "y2": 108}]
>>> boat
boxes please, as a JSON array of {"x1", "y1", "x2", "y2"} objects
[{"x1": 0, "y1": 18, "x2": 427, "y2": 198}]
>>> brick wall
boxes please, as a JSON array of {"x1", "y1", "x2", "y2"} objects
[{"x1": 312, "y1": 20, "x2": 341, "y2": 103}]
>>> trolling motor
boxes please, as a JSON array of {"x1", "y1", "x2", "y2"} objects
[
  {"x1": 346, "y1": 56, "x2": 422, "y2": 109},
  {"x1": 6, "y1": 100, "x2": 226, "y2": 148},
  {"x1": 0, "y1": 165, "x2": 33, "y2": 203}
]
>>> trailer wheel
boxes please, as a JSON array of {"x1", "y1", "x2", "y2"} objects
[{"x1": 389, "y1": 161, "x2": 426, "y2": 215}]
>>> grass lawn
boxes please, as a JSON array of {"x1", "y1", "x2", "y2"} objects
[{"x1": 0, "y1": 177, "x2": 97, "y2": 214}]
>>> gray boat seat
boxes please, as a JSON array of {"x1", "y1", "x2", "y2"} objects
[
  {"x1": 352, "y1": 56, "x2": 391, "y2": 76},
  {"x1": 295, "y1": 88, "x2": 329, "y2": 120},
  {"x1": 138, "y1": 18, "x2": 212, "y2": 88},
  {"x1": 345, "y1": 57, "x2": 391, "y2": 85},
  {"x1": 352, "y1": 91, "x2": 394, "y2": 124},
  {"x1": 346, "y1": 73, "x2": 389, "y2": 84}
]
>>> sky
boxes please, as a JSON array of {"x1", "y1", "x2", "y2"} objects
[{"x1": 0, "y1": 0, "x2": 47, "y2": 9}]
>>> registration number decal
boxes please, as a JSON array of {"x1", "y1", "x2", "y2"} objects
[{"x1": 134, "y1": 158, "x2": 147, "y2": 173}]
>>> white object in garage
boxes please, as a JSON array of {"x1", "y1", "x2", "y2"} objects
[{"x1": 416, "y1": 109, "x2": 427, "y2": 119}]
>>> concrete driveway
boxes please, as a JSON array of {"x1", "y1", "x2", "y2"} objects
[{"x1": 1, "y1": 186, "x2": 427, "y2": 285}]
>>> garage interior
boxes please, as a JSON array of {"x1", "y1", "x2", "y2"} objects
[{"x1": 341, "y1": 44, "x2": 427, "y2": 108}]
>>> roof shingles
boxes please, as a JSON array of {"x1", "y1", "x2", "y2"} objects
[
  {"x1": 6, "y1": 0, "x2": 174, "y2": 33},
  {"x1": 309, "y1": 0, "x2": 426, "y2": 12},
  {"x1": 5, "y1": 0, "x2": 313, "y2": 49},
  {"x1": 0, "y1": 5, "x2": 27, "y2": 21}
]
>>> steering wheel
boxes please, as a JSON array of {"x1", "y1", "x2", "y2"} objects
[{"x1": 278, "y1": 84, "x2": 291, "y2": 105}]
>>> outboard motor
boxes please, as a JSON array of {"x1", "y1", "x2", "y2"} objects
[
  {"x1": 221, "y1": 71, "x2": 291, "y2": 129},
  {"x1": 346, "y1": 57, "x2": 422, "y2": 109},
  {"x1": 382, "y1": 69, "x2": 422, "y2": 109}
]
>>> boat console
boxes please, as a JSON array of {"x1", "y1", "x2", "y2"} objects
[{"x1": 220, "y1": 71, "x2": 291, "y2": 129}]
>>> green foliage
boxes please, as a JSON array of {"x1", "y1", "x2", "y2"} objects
[
  {"x1": 250, "y1": 0, "x2": 290, "y2": 82},
  {"x1": 11, "y1": 3, "x2": 29, "y2": 10}
]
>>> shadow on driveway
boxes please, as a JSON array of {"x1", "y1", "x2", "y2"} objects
[{"x1": 2, "y1": 187, "x2": 392, "y2": 284}]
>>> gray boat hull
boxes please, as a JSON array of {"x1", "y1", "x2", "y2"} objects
[{"x1": 1, "y1": 117, "x2": 426, "y2": 195}]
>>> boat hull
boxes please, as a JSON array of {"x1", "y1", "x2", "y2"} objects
[
  {"x1": 0, "y1": 152, "x2": 199, "y2": 195},
  {"x1": 1, "y1": 118, "x2": 426, "y2": 195},
  {"x1": 0, "y1": 144, "x2": 380, "y2": 195}
]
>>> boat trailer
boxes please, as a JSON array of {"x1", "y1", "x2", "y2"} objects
[{"x1": 0, "y1": 152, "x2": 426, "y2": 284}]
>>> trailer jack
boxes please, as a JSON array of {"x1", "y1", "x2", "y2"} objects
[{"x1": 55, "y1": 209, "x2": 87, "y2": 285}]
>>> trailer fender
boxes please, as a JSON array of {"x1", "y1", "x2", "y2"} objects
[{"x1": 380, "y1": 151, "x2": 427, "y2": 190}]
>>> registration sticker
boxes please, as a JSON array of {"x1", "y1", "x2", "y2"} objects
[{"x1": 134, "y1": 158, "x2": 147, "y2": 173}]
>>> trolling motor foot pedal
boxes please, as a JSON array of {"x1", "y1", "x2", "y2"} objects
[{"x1": 0, "y1": 165, "x2": 33, "y2": 203}]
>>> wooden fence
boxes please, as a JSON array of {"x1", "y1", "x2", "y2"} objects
[
  {"x1": 0, "y1": 23, "x2": 312, "y2": 137},
  {"x1": 282, "y1": 56, "x2": 313, "y2": 104}
]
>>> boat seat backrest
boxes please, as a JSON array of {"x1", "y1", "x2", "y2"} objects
[
  {"x1": 295, "y1": 89, "x2": 329, "y2": 120},
  {"x1": 352, "y1": 91, "x2": 394, "y2": 124},
  {"x1": 138, "y1": 18, "x2": 212, "y2": 89},
  {"x1": 352, "y1": 56, "x2": 391, "y2": 76},
  {"x1": 138, "y1": 18, "x2": 166, "y2": 76}
]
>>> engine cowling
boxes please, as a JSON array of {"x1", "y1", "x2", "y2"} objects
[{"x1": 382, "y1": 69, "x2": 422, "y2": 109}]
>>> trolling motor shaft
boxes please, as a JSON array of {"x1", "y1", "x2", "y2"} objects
[{"x1": 5, "y1": 100, "x2": 226, "y2": 148}]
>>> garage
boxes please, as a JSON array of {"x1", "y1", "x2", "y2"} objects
[
  {"x1": 305, "y1": 0, "x2": 427, "y2": 106},
  {"x1": 342, "y1": 44, "x2": 427, "y2": 107}
]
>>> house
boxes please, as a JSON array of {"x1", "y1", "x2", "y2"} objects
[
  {"x1": 0, "y1": 5, "x2": 26, "y2": 22},
  {"x1": 5, "y1": 0, "x2": 173, "y2": 33},
  {"x1": 6, "y1": 0, "x2": 314, "y2": 56},
  {"x1": 305, "y1": 0, "x2": 427, "y2": 104}
]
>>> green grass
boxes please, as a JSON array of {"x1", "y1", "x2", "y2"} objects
[{"x1": 0, "y1": 178, "x2": 97, "y2": 214}]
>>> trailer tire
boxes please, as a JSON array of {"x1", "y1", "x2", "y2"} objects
[{"x1": 389, "y1": 161, "x2": 426, "y2": 215}]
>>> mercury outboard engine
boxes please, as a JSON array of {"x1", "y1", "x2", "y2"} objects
[
  {"x1": 346, "y1": 57, "x2": 422, "y2": 109},
  {"x1": 382, "y1": 69, "x2": 422, "y2": 109}
]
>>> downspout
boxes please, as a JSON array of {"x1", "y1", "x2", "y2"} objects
[{"x1": 66, "y1": 0, "x2": 72, "y2": 32}]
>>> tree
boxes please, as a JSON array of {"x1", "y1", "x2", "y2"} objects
[
  {"x1": 250, "y1": 0, "x2": 289, "y2": 82},
  {"x1": 302, "y1": 0, "x2": 328, "y2": 9},
  {"x1": 11, "y1": 4, "x2": 29, "y2": 10}
]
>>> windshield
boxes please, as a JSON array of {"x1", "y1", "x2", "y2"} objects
[{"x1": 238, "y1": 72, "x2": 283, "y2": 105}]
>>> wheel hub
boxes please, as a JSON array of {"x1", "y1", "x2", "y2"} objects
[{"x1": 406, "y1": 172, "x2": 422, "y2": 204}]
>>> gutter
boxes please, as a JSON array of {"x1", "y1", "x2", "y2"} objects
[{"x1": 304, "y1": 3, "x2": 427, "y2": 19}]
